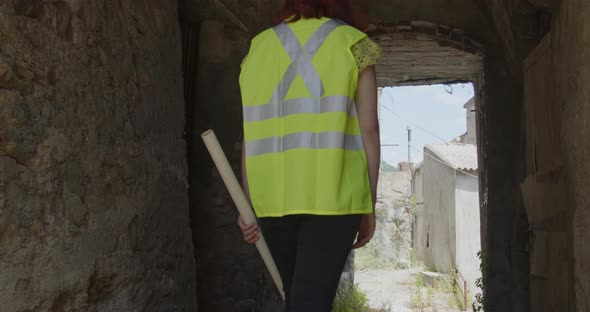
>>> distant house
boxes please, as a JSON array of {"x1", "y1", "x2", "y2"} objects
[
  {"x1": 412, "y1": 162, "x2": 424, "y2": 250},
  {"x1": 412, "y1": 98, "x2": 481, "y2": 296}
]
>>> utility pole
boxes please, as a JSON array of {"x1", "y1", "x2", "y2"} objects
[
  {"x1": 407, "y1": 126, "x2": 412, "y2": 163},
  {"x1": 377, "y1": 87, "x2": 384, "y2": 122}
]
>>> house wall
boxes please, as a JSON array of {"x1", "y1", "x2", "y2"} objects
[
  {"x1": 455, "y1": 172, "x2": 482, "y2": 295},
  {"x1": 374, "y1": 171, "x2": 413, "y2": 263},
  {"x1": 413, "y1": 169, "x2": 424, "y2": 204},
  {"x1": 412, "y1": 169, "x2": 426, "y2": 260},
  {"x1": 421, "y1": 152, "x2": 456, "y2": 271}
]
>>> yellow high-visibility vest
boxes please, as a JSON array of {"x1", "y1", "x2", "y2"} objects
[{"x1": 239, "y1": 17, "x2": 372, "y2": 217}]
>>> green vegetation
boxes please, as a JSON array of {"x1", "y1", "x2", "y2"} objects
[
  {"x1": 409, "y1": 195, "x2": 418, "y2": 217},
  {"x1": 356, "y1": 195, "x2": 418, "y2": 271},
  {"x1": 409, "y1": 248, "x2": 419, "y2": 268},
  {"x1": 473, "y1": 251, "x2": 486, "y2": 312},
  {"x1": 332, "y1": 284, "x2": 395, "y2": 312},
  {"x1": 354, "y1": 238, "x2": 394, "y2": 270},
  {"x1": 355, "y1": 206, "x2": 395, "y2": 270},
  {"x1": 409, "y1": 270, "x2": 463, "y2": 311},
  {"x1": 375, "y1": 206, "x2": 388, "y2": 219},
  {"x1": 410, "y1": 273, "x2": 434, "y2": 311},
  {"x1": 439, "y1": 271, "x2": 456, "y2": 294},
  {"x1": 332, "y1": 284, "x2": 370, "y2": 312},
  {"x1": 446, "y1": 269, "x2": 473, "y2": 310}
]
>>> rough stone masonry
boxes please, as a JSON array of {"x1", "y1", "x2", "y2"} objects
[
  {"x1": 2, "y1": 0, "x2": 590, "y2": 311},
  {"x1": 0, "y1": 1, "x2": 196, "y2": 311}
]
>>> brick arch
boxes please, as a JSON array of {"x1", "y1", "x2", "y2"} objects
[{"x1": 366, "y1": 21, "x2": 485, "y2": 86}]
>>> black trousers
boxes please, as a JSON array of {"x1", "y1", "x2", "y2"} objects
[{"x1": 258, "y1": 214, "x2": 362, "y2": 312}]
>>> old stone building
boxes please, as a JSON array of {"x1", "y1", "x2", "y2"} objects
[{"x1": 0, "y1": 0, "x2": 588, "y2": 311}]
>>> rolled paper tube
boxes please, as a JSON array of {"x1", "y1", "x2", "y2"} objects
[{"x1": 201, "y1": 130, "x2": 286, "y2": 300}]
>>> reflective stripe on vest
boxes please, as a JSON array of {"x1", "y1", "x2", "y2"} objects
[
  {"x1": 245, "y1": 19, "x2": 362, "y2": 156},
  {"x1": 246, "y1": 132, "x2": 364, "y2": 156},
  {"x1": 243, "y1": 95, "x2": 357, "y2": 122}
]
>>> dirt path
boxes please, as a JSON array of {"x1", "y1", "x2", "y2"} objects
[{"x1": 355, "y1": 269, "x2": 465, "y2": 312}]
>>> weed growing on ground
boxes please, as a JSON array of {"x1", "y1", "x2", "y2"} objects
[
  {"x1": 410, "y1": 272, "x2": 432, "y2": 310},
  {"x1": 354, "y1": 238, "x2": 394, "y2": 271},
  {"x1": 332, "y1": 284, "x2": 370, "y2": 312},
  {"x1": 410, "y1": 269, "x2": 470, "y2": 311}
]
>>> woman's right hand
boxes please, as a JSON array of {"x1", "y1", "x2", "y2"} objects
[
  {"x1": 352, "y1": 212, "x2": 376, "y2": 249},
  {"x1": 238, "y1": 215, "x2": 259, "y2": 244}
]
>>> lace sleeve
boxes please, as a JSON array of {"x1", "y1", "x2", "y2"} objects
[{"x1": 351, "y1": 37, "x2": 383, "y2": 73}]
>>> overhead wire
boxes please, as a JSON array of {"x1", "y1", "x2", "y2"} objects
[
  {"x1": 379, "y1": 92, "x2": 477, "y2": 178},
  {"x1": 380, "y1": 93, "x2": 450, "y2": 144}
]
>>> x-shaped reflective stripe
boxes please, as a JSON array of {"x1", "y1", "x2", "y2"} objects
[
  {"x1": 270, "y1": 19, "x2": 345, "y2": 104},
  {"x1": 244, "y1": 19, "x2": 364, "y2": 157}
]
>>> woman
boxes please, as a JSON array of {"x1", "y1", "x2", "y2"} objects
[{"x1": 238, "y1": 0, "x2": 381, "y2": 310}]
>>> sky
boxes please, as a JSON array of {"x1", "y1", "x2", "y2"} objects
[{"x1": 379, "y1": 83, "x2": 475, "y2": 166}]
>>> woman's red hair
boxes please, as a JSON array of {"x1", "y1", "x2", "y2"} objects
[{"x1": 278, "y1": 0, "x2": 362, "y2": 29}]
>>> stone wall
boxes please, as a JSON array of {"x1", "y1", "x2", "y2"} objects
[
  {"x1": 188, "y1": 16, "x2": 283, "y2": 312},
  {"x1": 477, "y1": 1, "x2": 540, "y2": 310},
  {"x1": 4, "y1": 0, "x2": 588, "y2": 311},
  {"x1": 521, "y1": 33, "x2": 572, "y2": 312},
  {"x1": 357, "y1": 171, "x2": 413, "y2": 269},
  {"x1": 479, "y1": 46, "x2": 531, "y2": 312},
  {"x1": 184, "y1": 1, "x2": 590, "y2": 311},
  {"x1": 0, "y1": 1, "x2": 196, "y2": 311},
  {"x1": 553, "y1": 0, "x2": 590, "y2": 310},
  {"x1": 179, "y1": 1, "x2": 538, "y2": 310},
  {"x1": 482, "y1": 0, "x2": 590, "y2": 311},
  {"x1": 378, "y1": 171, "x2": 413, "y2": 265}
]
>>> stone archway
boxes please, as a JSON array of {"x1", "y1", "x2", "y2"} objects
[
  {"x1": 367, "y1": 21, "x2": 484, "y2": 87},
  {"x1": 3, "y1": 0, "x2": 589, "y2": 311}
]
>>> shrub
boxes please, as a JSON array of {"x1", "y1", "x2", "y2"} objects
[{"x1": 332, "y1": 284, "x2": 371, "y2": 312}]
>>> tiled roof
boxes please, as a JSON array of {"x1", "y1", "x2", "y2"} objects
[
  {"x1": 463, "y1": 97, "x2": 475, "y2": 109},
  {"x1": 424, "y1": 142, "x2": 478, "y2": 171},
  {"x1": 414, "y1": 161, "x2": 424, "y2": 171}
]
